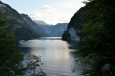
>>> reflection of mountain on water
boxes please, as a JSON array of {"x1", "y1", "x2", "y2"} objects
[{"x1": 39, "y1": 37, "x2": 62, "y2": 40}]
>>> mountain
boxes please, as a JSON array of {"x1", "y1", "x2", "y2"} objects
[
  {"x1": 20, "y1": 14, "x2": 49, "y2": 37},
  {"x1": 48, "y1": 23, "x2": 68, "y2": 37},
  {"x1": 62, "y1": 7, "x2": 87, "y2": 41},
  {"x1": 0, "y1": 1, "x2": 39, "y2": 40},
  {"x1": 0, "y1": 0, "x2": 68, "y2": 38},
  {"x1": 34, "y1": 21, "x2": 68, "y2": 37}
]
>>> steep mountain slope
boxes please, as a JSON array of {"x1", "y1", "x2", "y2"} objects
[
  {"x1": 0, "y1": 1, "x2": 39, "y2": 40},
  {"x1": 62, "y1": 7, "x2": 87, "y2": 41},
  {"x1": 21, "y1": 14, "x2": 49, "y2": 37}
]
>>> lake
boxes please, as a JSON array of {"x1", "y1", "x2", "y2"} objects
[{"x1": 18, "y1": 37, "x2": 82, "y2": 76}]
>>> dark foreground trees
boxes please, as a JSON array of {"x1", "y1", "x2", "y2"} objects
[
  {"x1": 0, "y1": 12, "x2": 25, "y2": 75},
  {"x1": 76, "y1": 0, "x2": 115, "y2": 76}
]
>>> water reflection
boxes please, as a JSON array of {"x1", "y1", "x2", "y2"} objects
[{"x1": 18, "y1": 37, "x2": 81, "y2": 76}]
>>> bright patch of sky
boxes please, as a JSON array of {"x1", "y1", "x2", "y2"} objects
[{"x1": 2, "y1": 0, "x2": 85, "y2": 24}]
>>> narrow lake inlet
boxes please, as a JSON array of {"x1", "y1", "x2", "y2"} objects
[{"x1": 18, "y1": 37, "x2": 81, "y2": 76}]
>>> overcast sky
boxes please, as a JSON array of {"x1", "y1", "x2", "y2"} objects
[{"x1": 2, "y1": 0, "x2": 85, "y2": 24}]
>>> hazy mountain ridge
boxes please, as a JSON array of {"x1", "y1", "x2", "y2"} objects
[
  {"x1": 49, "y1": 23, "x2": 68, "y2": 37},
  {"x1": 34, "y1": 20, "x2": 68, "y2": 37},
  {"x1": 21, "y1": 14, "x2": 68, "y2": 37}
]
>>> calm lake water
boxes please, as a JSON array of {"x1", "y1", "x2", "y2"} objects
[{"x1": 18, "y1": 37, "x2": 82, "y2": 76}]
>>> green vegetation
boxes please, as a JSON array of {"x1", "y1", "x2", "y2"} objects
[
  {"x1": 62, "y1": 31, "x2": 70, "y2": 41},
  {"x1": 76, "y1": 0, "x2": 115, "y2": 76},
  {"x1": 25, "y1": 54, "x2": 46, "y2": 76},
  {"x1": 0, "y1": 12, "x2": 25, "y2": 75}
]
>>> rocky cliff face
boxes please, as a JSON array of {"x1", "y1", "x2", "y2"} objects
[
  {"x1": 62, "y1": 7, "x2": 87, "y2": 41},
  {"x1": 68, "y1": 28, "x2": 80, "y2": 41}
]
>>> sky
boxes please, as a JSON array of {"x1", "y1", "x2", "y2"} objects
[{"x1": 2, "y1": 0, "x2": 85, "y2": 24}]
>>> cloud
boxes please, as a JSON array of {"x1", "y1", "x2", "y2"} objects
[
  {"x1": 41, "y1": 5, "x2": 57, "y2": 13},
  {"x1": 29, "y1": 2, "x2": 85, "y2": 25},
  {"x1": 42, "y1": 5, "x2": 56, "y2": 10},
  {"x1": 29, "y1": 4, "x2": 73, "y2": 24}
]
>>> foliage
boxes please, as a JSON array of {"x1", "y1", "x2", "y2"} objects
[
  {"x1": 76, "y1": 0, "x2": 115, "y2": 76},
  {"x1": 25, "y1": 54, "x2": 46, "y2": 76},
  {"x1": 0, "y1": 12, "x2": 25, "y2": 76},
  {"x1": 62, "y1": 31, "x2": 71, "y2": 41}
]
